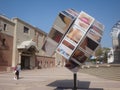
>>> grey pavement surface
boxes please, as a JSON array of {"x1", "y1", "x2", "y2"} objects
[
  {"x1": 0, "y1": 67, "x2": 120, "y2": 90},
  {"x1": 79, "y1": 66, "x2": 120, "y2": 81}
]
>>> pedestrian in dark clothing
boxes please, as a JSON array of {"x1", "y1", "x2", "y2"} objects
[{"x1": 14, "y1": 63, "x2": 21, "y2": 80}]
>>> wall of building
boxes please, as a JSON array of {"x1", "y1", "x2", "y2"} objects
[
  {"x1": 12, "y1": 18, "x2": 48, "y2": 69},
  {"x1": 0, "y1": 15, "x2": 15, "y2": 36},
  {"x1": 36, "y1": 56, "x2": 55, "y2": 69},
  {"x1": 0, "y1": 33, "x2": 13, "y2": 66},
  {"x1": 0, "y1": 15, "x2": 63, "y2": 71},
  {"x1": 0, "y1": 15, "x2": 15, "y2": 71},
  {"x1": 12, "y1": 18, "x2": 36, "y2": 67}
]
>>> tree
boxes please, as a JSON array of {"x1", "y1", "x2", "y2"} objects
[
  {"x1": 102, "y1": 47, "x2": 110, "y2": 63},
  {"x1": 95, "y1": 47, "x2": 110, "y2": 63},
  {"x1": 95, "y1": 47, "x2": 103, "y2": 57}
]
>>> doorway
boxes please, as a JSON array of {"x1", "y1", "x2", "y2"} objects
[{"x1": 21, "y1": 56, "x2": 30, "y2": 69}]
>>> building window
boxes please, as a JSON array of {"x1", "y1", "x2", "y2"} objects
[
  {"x1": 2, "y1": 38, "x2": 6, "y2": 46},
  {"x1": 0, "y1": 21, "x2": 2, "y2": 31},
  {"x1": 23, "y1": 26, "x2": 29, "y2": 33},
  {"x1": 3, "y1": 24, "x2": 7, "y2": 31}
]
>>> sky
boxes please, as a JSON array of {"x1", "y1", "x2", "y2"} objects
[{"x1": 0, "y1": 0, "x2": 120, "y2": 48}]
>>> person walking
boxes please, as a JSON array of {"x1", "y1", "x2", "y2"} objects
[{"x1": 14, "y1": 63, "x2": 21, "y2": 80}]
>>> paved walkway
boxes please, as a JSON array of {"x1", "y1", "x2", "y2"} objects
[
  {"x1": 0, "y1": 67, "x2": 120, "y2": 90},
  {"x1": 79, "y1": 66, "x2": 120, "y2": 81}
]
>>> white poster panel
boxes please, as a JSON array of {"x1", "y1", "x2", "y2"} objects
[
  {"x1": 65, "y1": 8, "x2": 79, "y2": 18},
  {"x1": 65, "y1": 48, "x2": 91, "y2": 72},
  {"x1": 79, "y1": 36, "x2": 99, "y2": 55},
  {"x1": 61, "y1": 10, "x2": 76, "y2": 20},
  {"x1": 87, "y1": 28, "x2": 102, "y2": 43},
  {"x1": 66, "y1": 24, "x2": 85, "y2": 44},
  {"x1": 75, "y1": 11, "x2": 94, "y2": 31},
  {"x1": 53, "y1": 12, "x2": 74, "y2": 34},
  {"x1": 91, "y1": 20, "x2": 104, "y2": 36},
  {"x1": 56, "y1": 24, "x2": 85, "y2": 60},
  {"x1": 56, "y1": 40, "x2": 75, "y2": 59},
  {"x1": 86, "y1": 20, "x2": 104, "y2": 43}
]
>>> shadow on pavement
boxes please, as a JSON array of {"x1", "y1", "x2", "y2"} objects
[{"x1": 47, "y1": 79, "x2": 104, "y2": 90}]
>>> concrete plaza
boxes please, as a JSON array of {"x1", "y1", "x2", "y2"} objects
[{"x1": 0, "y1": 67, "x2": 120, "y2": 90}]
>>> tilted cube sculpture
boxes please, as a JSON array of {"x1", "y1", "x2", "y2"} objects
[{"x1": 42, "y1": 9, "x2": 104, "y2": 72}]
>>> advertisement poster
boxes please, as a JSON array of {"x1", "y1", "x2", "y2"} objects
[
  {"x1": 42, "y1": 38, "x2": 58, "y2": 56},
  {"x1": 87, "y1": 28, "x2": 102, "y2": 43},
  {"x1": 91, "y1": 20, "x2": 104, "y2": 36},
  {"x1": 53, "y1": 12, "x2": 73, "y2": 34},
  {"x1": 61, "y1": 10, "x2": 76, "y2": 20},
  {"x1": 56, "y1": 24, "x2": 85, "y2": 60},
  {"x1": 72, "y1": 49, "x2": 90, "y2": 64},
  {"x1": 86, "y1": 20, "x2": 104, "y2": 43},
  {"x1": 48, "y1": 27, "x2": 63, "y2": 43},
  {"x1": 66, "y1": 24, "x2": 85, "y2": 44},
  {"x1": 75, "y1": 11, "x2": 94, "y2": 31},
  {"x1": 65, "y1": 8, "x2": 79, "y2": 18},
  {"x1": 56, "y1": 40, "x2": 74, "y2": 59},
  {"x1": 93, "y1": 20, "x2": 104, "y2": 35},
  {"x1": 79, "y1": 36, "x2": 99, "y2": 54}
]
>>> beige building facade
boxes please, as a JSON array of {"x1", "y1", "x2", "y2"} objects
[
  {"x1": 12, "y1": 17, "x2": 48, "y2": 69},
  {"x1": 0, "y1": 15, "x2": 61, "y2": 71}
]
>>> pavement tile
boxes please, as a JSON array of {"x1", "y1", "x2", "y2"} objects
[{"x1": 0, "y1": 67, "x2": 120, "y2": 90}]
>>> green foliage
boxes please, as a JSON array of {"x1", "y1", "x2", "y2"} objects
[
  {"x1": 92, "y1": 47, "x2": 111, "y2": 63},
  {"x1": 95, "y1": 47, "x2": 103, "y2": 57}
]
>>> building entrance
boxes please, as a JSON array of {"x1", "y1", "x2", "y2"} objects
[{"x1": 21, "y1": 56, "x2": 30, "y2": 69}]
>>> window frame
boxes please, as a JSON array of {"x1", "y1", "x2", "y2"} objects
[{"x1": 23, "y1": 26, "x2": 29, "y2": 34}]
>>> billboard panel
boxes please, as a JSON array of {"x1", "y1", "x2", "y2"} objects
[
  {"x1": 56, "y1": 40, "x2": 75, "y2": 59},
  {"x1": 65, "y1": 8, "x2": 79, "y2": 18},
  {"x1": 72, "y1": 49, "x2": 90, "y2": 63},
  {"x1": 79, "y1": 36, "x2": 99, "y2": 54},
  {"x1": 56, "y1": 24, "x2": 85, "y2": 59},
  {"x1": 48, "y1": 28, "x2": 63, "y2": 43},
  {"x1": 42, "y1": 38, "x2": 58, "y2": 56},
  {"x1": 61, "y1": 10, "x2": 76, "y2": 20},
  {"x1": 53, "y1": 12, "x2": 74, "y2": 34},
  {"x1": 87, "y1": 28, "x2": 102, "y2": 43},
  {"x1": 90, "y1": 20, "x2": 104, "y2": 37},
  {"x1": 66, "y1": 25, "x2": 85, "y2": 44},
  {"x1": 75, "y1": 11, "x2": 94, "y2": 31},
  {"x1": 85, "y1": 20, "x2": 104, "y2": 43},
  {"x1": 93, "y1": 20, "x2": 104, "y2": 34}
]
